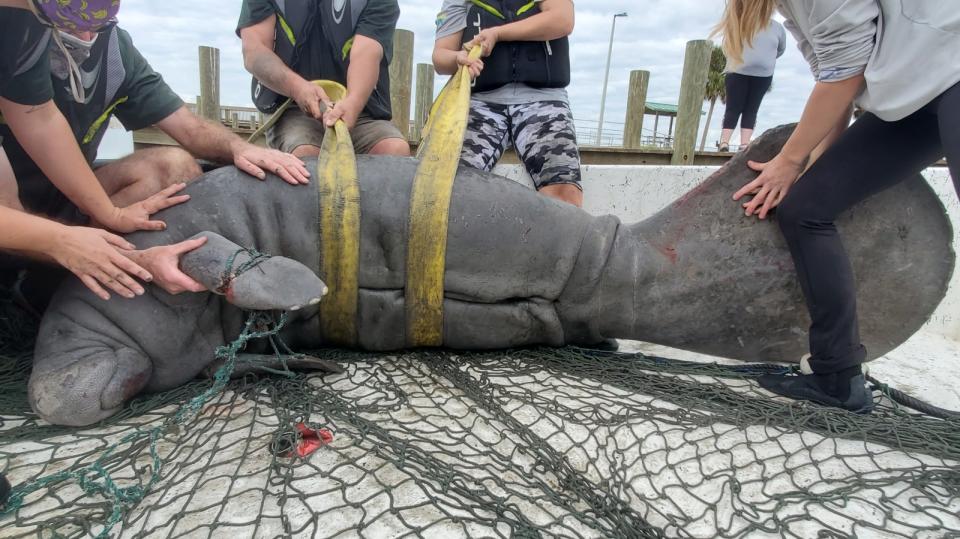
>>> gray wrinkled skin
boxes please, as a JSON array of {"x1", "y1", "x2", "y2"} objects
[{"x1": 28, "y1": 125, "x2": 954, "y2": 426}]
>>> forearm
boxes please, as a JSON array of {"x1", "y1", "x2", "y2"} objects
[
  {"x1": 806, "y1": 105, "x2": 853, "y2": 170},
  {"x1": 780, "y1": 76, "x2": 864, "y2": 165},
  {"x1": 159, "y1": 107, "x2": 240, "y2": 164},
  {"x1": 243, "y1": 41, "x2": 308, "y2": 98},
  {"x1": 0, "y1": 205, "x2": 65, "y2": 257},
  {"x1": 432, "y1": 46, "x2": 461, "y2": 75},
  {"x1": 2, "y1": 100, "x2": 114, "y2": 220},
  {"x1": 496, "y1": 6, "x2": 573, "y2": 42},
  {"x1": 345, "y1": 37, "x2": 383, "y2": 109}
]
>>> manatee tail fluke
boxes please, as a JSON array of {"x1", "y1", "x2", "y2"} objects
[{"x1": 595, "y1": 125, "x2": 954, "y2": 363}]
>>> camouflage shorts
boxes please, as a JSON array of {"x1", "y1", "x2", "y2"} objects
[{"x1": 460, "y1": 99, "x2": 582, "y2": 190}]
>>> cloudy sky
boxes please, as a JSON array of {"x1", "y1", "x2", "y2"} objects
[{"x1": 110, "y1": 0, "x2": 814, "y2": 150}]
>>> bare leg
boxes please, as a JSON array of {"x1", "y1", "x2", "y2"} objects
[
  {"x1": 292, "y1": 145, "x2": 322, "y2": 159},
  {"x1": 97, "y1": 147, "x2": 202, "y2": 207},
  {"x1": 719, "y1": 128, "x2": 734, "y2": 151},
  {"x1": 740, "y1": 128, "x2": 755, "y2": 146},
  {"x1": 539, "y1": 184, "x2": 583, "y2": 208},
  {"x1": 294, "y1": 138, "x2": 409, "y2": 160},
  {"x1": 0, "y1": 148, "x2": 25, "y2": 211},
  {"x1": 368, "y1": 137, "x2": 411, "y2": 157}
]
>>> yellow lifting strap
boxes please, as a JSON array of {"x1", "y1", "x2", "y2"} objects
[
  {"x1": 405, "y1": 47, "x2": 483, "y2": 347},
  {"x1": 245, "y1": 81, "x2": 360, "y2": 345},
  {"x1": 311, "y1": 80, "x2": 362, "y2": 346},
  {"x1": 246, "y1": 99, "x2": 291, "y2": 144}
]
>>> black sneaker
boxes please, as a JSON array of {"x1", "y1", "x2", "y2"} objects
[
  {"x1": 0, "y1": 472, "x2": 10, "y2": 509},
  {"x1": 758, "y1": 373, "x2": 874, "y2": 414}
]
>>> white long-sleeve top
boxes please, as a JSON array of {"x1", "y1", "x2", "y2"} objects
[{"x1": 778, "y1": 0, "x2": 960, "y2": 121}]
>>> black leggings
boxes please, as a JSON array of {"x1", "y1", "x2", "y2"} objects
[
  {"x1": 777, "y1": 81, "x2": 960, "y2": 374},
  {"x1": 723, "y1": 73, "x2": 773, "y2": 130}
]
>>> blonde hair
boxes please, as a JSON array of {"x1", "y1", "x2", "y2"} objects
[{"x1": 712, "y1": 0, "x2": 777, "y2": 67}]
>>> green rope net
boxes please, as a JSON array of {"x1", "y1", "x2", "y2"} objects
[{"x1": 1, "y1": 290, "x2": 959, "y2": 538}]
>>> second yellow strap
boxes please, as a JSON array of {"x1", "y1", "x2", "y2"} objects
[{"x1": 405, "y1": 47, "x2": 483, "y2": 347}]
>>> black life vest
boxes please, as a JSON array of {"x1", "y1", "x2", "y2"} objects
[
  {"x1": 251, "y1": 0, "x2": 375, "y2": 114},
  {"x1": 460, "y1": 0, "x2": 570, "y2": 93}
]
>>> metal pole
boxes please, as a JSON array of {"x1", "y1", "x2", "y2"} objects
[{"x1": 597, "y1": 12, "x2": 627, "y2": 145}]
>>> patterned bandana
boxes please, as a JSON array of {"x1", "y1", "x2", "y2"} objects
[{"x1": 31, "y1": 0, "x2": 121, "y2": 32}]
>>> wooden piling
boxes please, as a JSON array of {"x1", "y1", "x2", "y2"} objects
[
  {"x1": 389, "y1": 29, "x2": 414, "y2": 140},
  {"x1": 198, "y1": 46, "x2": 220, "y2": 122},
  {"x1": 671, "y1": 40, "x2": 712, "y2": 165},
  {"x1": 623, "y1": 70, "x2": 650, "y2": 149},
  {"x1": 413, "y1": 63, "x2": 435, "y2": 142}
]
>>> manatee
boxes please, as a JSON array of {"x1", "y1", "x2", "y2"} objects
[{"x1": 27, "y1": 126, "x2": 954, "y2": 426}]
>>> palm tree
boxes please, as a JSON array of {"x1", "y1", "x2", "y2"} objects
[{"x1": 699, "y1": 45, "x2": 727, "y2": 151}]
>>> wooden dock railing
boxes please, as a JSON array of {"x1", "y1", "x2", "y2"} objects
[{"x1": 134, "y1": 33, "x2": 747, "y2": 166}]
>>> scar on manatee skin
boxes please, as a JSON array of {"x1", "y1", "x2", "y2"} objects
[
  {"x1": 651, "y1": 244, "x2": 678, "y2": 264},
  {"x1": 216, "y1": 269, "x2": 251, "y2": 304},
  {"x1": 216, "y1": 271, "x2": 237, "y2": 298}
]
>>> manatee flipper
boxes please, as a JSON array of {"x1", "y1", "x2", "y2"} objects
[
  {"x1": 202, "y1": 353, "x2": 345, "y2": 379},
  {"x1": 179, "y1": 232, "x2": 328, "y2": 311},
  {"x1": 29, "y1": 342, "x2": 152, "y2": 427}
]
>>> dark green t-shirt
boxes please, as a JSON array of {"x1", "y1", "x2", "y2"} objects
[
  {"x1": 0, "y1": 25, "x2": 184, "y2": 215},
  {"x1": 237, "y1": 0, "x2": 399, "y2": 120},
  {"x1": 0, "y1": 7, "x2": 54, "y2": 106}
]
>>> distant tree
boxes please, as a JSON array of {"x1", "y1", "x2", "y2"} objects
[{"x1": 699, "y1": 45, "x2": 727, "y2": 151}]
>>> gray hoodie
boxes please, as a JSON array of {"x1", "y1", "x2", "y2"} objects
[
  {"x1": 777, "y1": 0, "x2": 960, "y2": 121},
  {"x1": 727, "y1": 20, "x2": 787, "y2": 77}
]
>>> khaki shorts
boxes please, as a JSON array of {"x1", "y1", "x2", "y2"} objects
[{"x1": 266, "y1": 108, "x2": 404, "y2": 155}]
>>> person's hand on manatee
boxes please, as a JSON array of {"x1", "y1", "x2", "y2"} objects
[
  {"x1": 732, "y1": 152, "x2": 805, "y2": 220},
  {"x1": 47, "y1": 226, "x2": 152, "y2": 301},
  {"x1": 101, "y1": 183, "x2": 191, "y2": 232},
  {"x1": 232, "y1": 143, "x2": 311, "y2": 185},
  {"x1": 121, "y1": 236, "x2": 209, "y2": 295}
]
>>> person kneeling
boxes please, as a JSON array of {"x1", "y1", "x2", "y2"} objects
[
  {"x1": 238, "y1": 0, "x2": 410, "y2": 159},
  {"x1": 1, "y1": 22, "x2": 310, "y2": 305}
]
